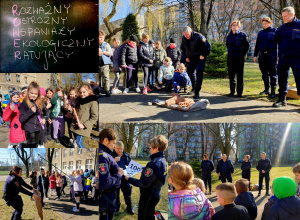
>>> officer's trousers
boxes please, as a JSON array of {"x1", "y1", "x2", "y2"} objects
[
  {"x1": 138, "y1": 194, "x2": 160, "y2": 220},
  {"x1": 277, "y1": 55, "x2": 300, "y2": 96},
  {"x1": 202, "y1": 173, "x2": 212, "y2": 192},
  {"x1": 242, "y1": 173, "x2": 251, "y2": 190},
  {"x1": 186, "y1": 59, "x2": 206, "y2": 96},
  {"x1": 99, "y1": 191, "x2": 117, "y2": 220},
  {"x1": 11, "y1": 195, "x2": 23, "y2": 220},
  {"x1": 227, "y1": 56, "x2": 245, "y2": 95},
  {"x1": 259, "y1": 51, "x2": 278, "y2": 91},
  {"x1": 259, "y1": 172, "x2": 270, "y2": 191},
  {"x1": 221, "y1": 174, "x2": 232, "y2": 183},
  {"x1": 116, "y1": 181, "x2": 132, "y2": 211}
]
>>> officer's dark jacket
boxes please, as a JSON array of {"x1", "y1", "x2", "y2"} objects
[
  {"x1": 256, "y1": 158, "x2": 272, "y2": 173},
  {"x1": 216, "y1": 159, "x2": 234, "y2": 175},
  {"x1": 138, "y1": 41, "x2": 156, "y2": 67},
  {"x1": 98, "y1": 143, "x2": 121, "y2": 192},
  {"x1": 226, "y1": 30, "x2": 249, "y2": 57},
  {"x1": 180, "y1": 31, "x2": 210, "y2": 62},
  {"x1": 277, "y1": 17, "x2": 300, "y2": 57},
  {"x1": 111, "y1": 150, "x2": 131, "y2": 169},
  {"x1": 241, "y1": 161, "x2": 252, "y2": 176},
  {"x1": 121, "y1": 42, "x2": 138, "y2": 65},
  {"x1": 201, "y1": 160, "x2": 214, "y2": 174},
  {"x1": 128, "y1": 151, "x2": 167, "y2": 197},
  {"x1": 212, "y1": 203, "x2": 251, "y2": 220},
  {"x1": 3, "y1": 174, "x2": 33, "y2": 198},
  {"x1": 166, "y1": 46, "x2": 181, "y2": 64},
  {"x1": 254, "y1": 27, "x2": 277, "y2": 57},
  {"x1": 37, "y1": 174, "x2": 46, "y2": 192},
  {"x1": 266, "y1": 196, "x2": 300, "y2": 220}
]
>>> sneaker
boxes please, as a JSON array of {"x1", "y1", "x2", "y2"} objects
[
  {"x1": 54, "y1": 139, "x2": 60, "y2": 145},
  {"x1": 143, "y1": 88, "x2": 148, "y2": 95},
  {"x1": 38, "y1": 145, "x2": 45, "y2": 148},
  {"x1": 116, "y1": 89, "x2": 122, "y2": 94},
  {"x1": 111, "y1": 89, "x2": 117, "y2": 95},
  {"x1": 136, "y1": 88, "x2": 141, "y2": 93},
  {"x1": 8, "y1": 144, "x2": 14, "y2": 148},
  {"x1": 123, "y1": 88, "x2": 129, "y2": 94},
  {"x1": 73, "y1": 208, "x2": 80, "y2": 212},
  {"x1": 146, "y1": 86, "x2": 152, "y2": 92}
]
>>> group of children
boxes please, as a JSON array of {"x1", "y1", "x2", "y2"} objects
[
  {"x1": 1, "y1": 80, "x2": 99, "y2": 148},
  {"x1": 99, "y1": 31, "x2": 192, "y2": 95},
  {"x1": 168, "y1": 161, "x2": 300, "y2": 220}
]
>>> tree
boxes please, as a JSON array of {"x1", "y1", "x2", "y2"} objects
[
  {"x1": 14, "y1": 149, "x2": 31, "y2": 177},
  {"x1": 46, "y1": 149, "x2": 55, "y2": 174},
  {"x1": 122, "y1": 13, "x2": 141, "y2": 42},
  {"x1": 200, "y1": 0, "x2": 215, "y2": 38},
  {"x1": 258, "y1": 0, "x2": 300, "y2": 19}
]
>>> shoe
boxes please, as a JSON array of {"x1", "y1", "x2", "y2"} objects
[
  {"x1": 54, "y1": 139, "x2": 60, "y2": 145},
  {"x1": 208, "y1": 192, "x2": 212, "y2": 195},
  {"x1": 237, "y1": 94, "x2": 243, "y2": 98},
  {"x1": 105, "y1": 91, "x2": 111, "y2": 97},
  {"x1": 73, "y1": 208, "x2": 80, "y2": 212},
  {"x1": 123, "y1": 88, "x2": 129, "y2": 94},
  {"x1": 111, "y1": 89, "x2": 117, "y2": 95},
  {"x1": 136, "y1": 88, "x2": 141, "y2": 93},
  {"x1": 273, "y1": 95, "x2": 287, "y2": 107},
  {"x1": 116, "y1": 89, "x2": 122, "y2": 94},
  {"x1": 146, "y1": 86, "x2": 152, "y2": 92},
  {"x1": 38, "y1": 145, "x2": 45, "y2": 148},
  {"x1": 258, "y1": 191, "x2": 261, "y2": 197},
  {"x1": 8, "y1": 144, "x2": 14, "y2": 148},
  {"x1": 143, "y1": 88, "x2": 148, "y2": 95},
  {"x1": 127, "y1": 208, "x2": 135, "y2": 215},
  {"x1": 228, "y1": 93, "x2": 234, "y2": 97},
  {"x1": 193, "y1": 94, "x2": 200, "y2": 99},
  {"x1": 155, "y1": 85, "x2": 161, "y2": 90},
  {"x1": 260, "y1": 90, "x2": 270, "y2": 95}
]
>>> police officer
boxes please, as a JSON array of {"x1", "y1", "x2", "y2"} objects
[
  {"x1": 256, "y1": 152, "x2": 272, "y2": 196},
  {"x1": 273, "y1": 6, "x2": 300, "y2": 107},
  {"x1": 216, "y1": 154, "x2": 234, "y2": 183},
  {"x1": 254, "y1": 17, "x2": 278, "y2": 98},
  {"x1": 3, "y1": 166, "x2": 40, "y2": 220},
  {"x1": 125, "y1": 135, "x2": 168, "y2": 220},
  {"x1": 180, "y1": 26, "x2": 211, "y2": 99},
  {"x1": 201, "y1": 154, "x2": 214, "y2": 194},
  {"x1": 241, "y1": 154, "x2": 252, "y2": 190},
  {"x1": 98, "y1": 128, "x2": 124, "y2": 220},
  {"x1": 112, "y1": 141, "x2": 134, "y2": 215},
  {"x1": 226, "y1": 20, "x2": 249, "y2": 98}
]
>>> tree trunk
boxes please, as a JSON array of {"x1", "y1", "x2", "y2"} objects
[
  {"x1": 14, "y1": 149, "x2": 31, "y2": 177},
  {"x1": 47, "y1": 148, "x2": 55, "y2": 174},
  {"x1": 200, "y1": 0, "x2": 207, "y2": 37},
  {"x1": 188, "y1": 0, "x2": 195, "y2": 30}
]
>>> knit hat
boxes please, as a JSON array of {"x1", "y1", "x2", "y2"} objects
[
  {"x1": 129, "y1": 34, "x2": 139, "y2": 42},
  {"x1": 52, "y1": 170, "x2": 55, "y2": 174},
  {"x1": 85, "y1": 169, "x2": 89, "y2": 172},
  {"x1": 170, "y1": 38, "x2": 175, "y2": 43},
  {"x1": 40, "y1": 88, "x2": 46, "y2": 96},
  {"x1": 149, "y1": 40, "x2": 155, "y2": 44},
  {"x1": 273, "y1": 176, "x2": 297, "y2": 199},
  {"x1": 9, "y1": 88, "x2": 19, "y2": 99},
  {"x1": 84, "y1": 172, "x2": 90, "y2": 177}
]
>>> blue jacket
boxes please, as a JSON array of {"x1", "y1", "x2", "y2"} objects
[
  {"x1": 277, "y1": 17, "x2": 300, "y2": 57},
  {"x1": 201, "y1": 159, "x2": 214, "y2": 174},
  {"x1": 216, "y1": 159, "x2": 234, "y2": 175},
  {"x1": 241, "y1": 161, "x2": 252, "y2": 176},
  {"x1": 3, "y1": 174, "x2": 33, "y2": 200},
  {"x1": 172, "y1": 71, "x2": 191, "y2": 87},
  {"x1": 254, "y1": 27, "x2": 277, "y2": 57},
  {"x1": 128, "y1": 151, "x2": 167, "y2": 197},
  {"x1": 234, "y1": 191, "x2": 257, "y2": 220},
  {"x1": 99, "y1": 41, "x2": 113, "y2": 65},
  {"x1": 37, "y1": 174, "x2": 46, "y2": 192},
  {"x1": 226, "y1": 30, "x2": 249, "y2": 57},
  {"x1": 256, "y1": 158, "x2": 272, "y2": 173},
  {"x1": 267, "y1": 196, "x2": 300, "y2": 220}
]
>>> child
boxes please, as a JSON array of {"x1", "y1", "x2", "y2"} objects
[
  {"x1": 172, "y1": 63, "x2": 191, "y2": 93},
  {"x1": 64, "y1": 87, "x2": 77, "y2": 147},
  {"x1": 111, "y1": 37, "x2": 123, "y2": 95},
  {"x1": 70, "y1": 170, "x2": 76, "y2": 202},
  {"x1": 293, "y1": 162, "x2": 300, "y2": 198},
  {"x1": 45, "y1": 170, "x2": 50, "y2": 199},
  {"x1": 91, "y1": 170, "x2": 100, "y2": 204},
  {"x1": 83, "y1": 172, "x2": 91, "y2": 201},
  {"x1": 261, "y1": 185, "x2": 279, "y2": 220},
  {"x1": 49, "y1": 171, "x2": 56, "y2": 197},
  {"x1": 45, "y1": 88, "x2": 54, "y2": 142},
  {"x1": 158, "y1": 57, "x2": 175, "y2": 92},
  {"x1": 3, "y1": 88, "x2": 26, "y2": 147},
  {"x1": 38, "y1": 87, "x2": 50, "y2": 148},
  {"x1": 166, "y1": 38, "x2": 181, "y2": 70},
  {"x1": 51, "y1": 87, "x2": 65, "y2": 145},
  {"x1": 37, "y1": 168, "x2": 46, "y2": 207},
  {"x1": 266, "y1": 176, "x2": 300, "y2": 219},
  {"x1": 212, "y1": 183, "x2": 250, "y2": 220},
  {"x1": 168, "y1": 162, "x2": 211, "y2": 219},
  {"x1": 234, "y1": 178, "x2": 257, "y2": 220},
  {"x1": 20, "y1": 87, "x2": 28, "y2": 102},
  {"x1": 29, "y1": 171, "x2": 37, "y2": 200},
  {"x1": 153, "y1": 41, "x2": 167, "y2": 89},
  {"x1": 70, "y1": 84, "x2": 99, "y2": 148},
  {"x1": 19, "y1": 81, "x2": 46, "y2": 148},
  {"x1": 56, "y1": 172, "x2": 63, "y2": 200},
  {"x1": 69, "y1": 170, "x2": 83, "y2": 212}
]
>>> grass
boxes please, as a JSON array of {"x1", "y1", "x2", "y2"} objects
[
  {"x1": 0, "y1": 180, "x2": 63, "y2": 220},
  {"x1": 114, "y1": 158, "x2": 168, "y2": 220}
]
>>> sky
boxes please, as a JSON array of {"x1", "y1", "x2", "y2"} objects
[{"x1": 0, "y1": 149, "x2": 46, "y2": 166}]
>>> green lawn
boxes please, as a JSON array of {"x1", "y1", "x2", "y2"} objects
[{"x1": 114, "y1": 158, "x2": 168, "y2": 220}]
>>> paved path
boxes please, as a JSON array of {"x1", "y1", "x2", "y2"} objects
[
  {"x1": 0, "y1": 125, "x2": 10, "y2": 147},
  {"x1": 99, "y1": 90, "x2": 300, "y2": 123}
]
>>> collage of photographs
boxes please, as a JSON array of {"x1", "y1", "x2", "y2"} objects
[{"x1": 0, "y1": 0, "x2": 300, "y2": 220}]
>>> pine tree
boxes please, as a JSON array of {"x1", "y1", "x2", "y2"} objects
[{"x1": 121, "y1": 13, "x2": 140, "y2": 42}]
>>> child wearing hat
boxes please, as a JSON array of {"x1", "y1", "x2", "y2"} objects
[
  {"x1": 292, "y1": 162, "x2": 300, "y2": 198},
  {"x1": 3, "y1": 88, "x2": 26, "y2": 147},
  {"x1": 166, "y1": 38, "x2": 181, "y2": 70}
]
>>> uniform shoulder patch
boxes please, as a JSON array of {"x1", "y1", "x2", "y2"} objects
[
  {"x1": 202, "y1": 38, "x2": 206, "y2": 43},
  {"x1": 15, "y1": 181, "x2": 19, "y2": 187},
  {"x1": 144, "y1": 167, "x2": 153, "y2": 177},
  {"x1": 99, "y1": 163, "x2": 108, "y2": 175}
]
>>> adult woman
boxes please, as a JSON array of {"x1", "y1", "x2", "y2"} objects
[
  {"x1": 3, "y1": 166, "x2": 40, "y2": 220},
  {"x1": 226, "y1": 20, "x2": 249, "y2": 98},
  {"x1": 253, "y1": 17, "x2": 278, "y2": 98}
]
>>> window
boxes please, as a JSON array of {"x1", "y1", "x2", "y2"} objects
[
  {"x1": 55, "y1": 151, "x2": 58, "y2": 158},
  {"x1": 77, "y1": 149, "x2": 82, "y2": 154},
  {"x1": 6, "y1": 73, "x2": 11, "y2": 81},
  {"x1": 76, "y1": 160, "x2": 81, "y2": 170},
  {"x1": 86, "y1": 159, "x2": 93, "y2": 169},
  {"x1": 63, "y1": 162, "x2": 67, "y2": 170},
  {"x1": 24, "y1": 77, "x2": 27, "y2": 84},
  {"x1": 16, "y1": 74, "x2": 20, "y2": 83},
  {"x1": 69, "y1": 149, "x2": 74, "y2": 156},
  {"x1": 69, "y1": 161, "x2": 73, "y2": 170},
  {"x1": 63, "y1": 149, "x2": 67, "y2": 157}
]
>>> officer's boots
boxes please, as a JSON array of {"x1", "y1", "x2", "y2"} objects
[
  {"x1": 273, "y1": 95, "x2": 287, "y2": 107},
  {"x1": 258, "y1": 190, "x2": 261, "y2": 196},
  {"x1": 266, "y1": 189, "x2": 270, "y2": 196},
  {"x1": 115, "y1": 204, "x2": 121, "y2": 216},
  {"x1": 260, "y1": 88, "x2": 270, "y2": 95}
]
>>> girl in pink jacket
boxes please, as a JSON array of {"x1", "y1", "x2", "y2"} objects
[{"x1": 3, "y1": 88, "x2": 26, "y2": 147}]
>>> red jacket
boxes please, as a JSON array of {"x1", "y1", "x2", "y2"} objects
[
  {"x1": 49, "y1": 175, "x2": 56, "y2": 189},
  {"x1": 3, "y1": 103, "x2": 26, "y2": 144}
]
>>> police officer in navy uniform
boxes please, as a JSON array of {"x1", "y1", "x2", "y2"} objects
[
  {"x1": 226, "y1": 20, "x2": 250, "y2": 98},
  {"x1": 3, "y1": 166, "x2": 40, "y2": 220},
  {"x1": 216, "y1": 154, "x2": 234, "y2": 183},
  {"x1": 180, "y1": 26, "x2": 211, "y2": 99},
  {"x1": 125, "y1": 135, "x2": 168, "y2": 220},
  {"x1": 254, "y1": 17, "x2": 278, "y2": 98},
  {"x1": 111, "y1": 141, "x2": 134, "y2": 215},
  {"x1": 273, "y1": 6, "x2": 300, "y2": 107},
  {"x1": 256, "y1": 152, "x2": 272, "y2": 196},
  {"x1": 98, "y1": 128, "x2": 124, "y2": 220},
  {"x1": 201, "y1": 154, "x2": 214, "y2": 194},
  {"x1": 241, "y1": 154, "x2": 252, "y2": 190}
]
